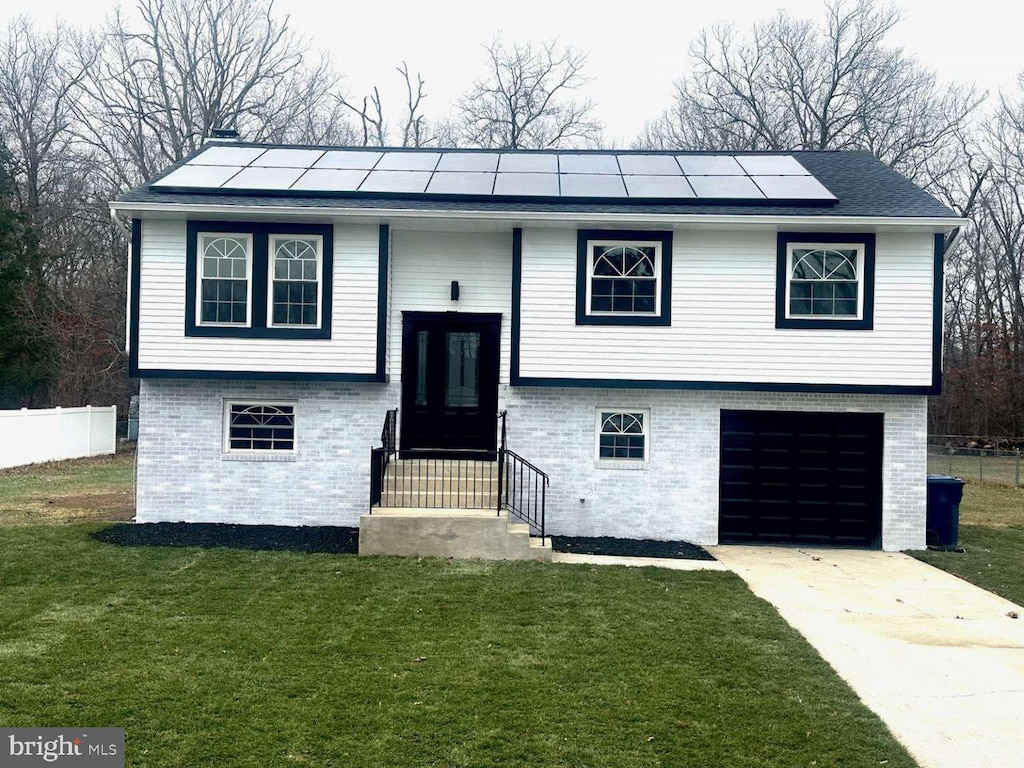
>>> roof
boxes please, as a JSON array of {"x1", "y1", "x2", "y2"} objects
[{"x1": 114, "y1": 143, "x2": 959, "y2": 220}]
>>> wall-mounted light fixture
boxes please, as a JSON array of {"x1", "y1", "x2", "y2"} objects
[{"x1": 450, "y1": 280, "x2": 460, "y2": 301}]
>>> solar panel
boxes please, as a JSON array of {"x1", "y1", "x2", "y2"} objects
[
  {"x1": 559, "y1": 173, "x2": 627, "y2": 197},
  {"x1": 359, "y1": 170, "x2": 432, "y2": 193},
  {"x1": 735, "y1": 155, "x2": 809, "y2": 175},
  {"x1": 687, "y1": 175, "x2": 765, "y2": 199},
  {"x1": 151, "y1": 144, "x2": 837, "y2": 203},
  {"x1": 251, "y1": 148, "x2": 326, "y2": 168},
  {"x1": 676, "y1": 156, "x2": 745, "y2": 175},
  {"x1": 436, "y1": 153, "x2": 499, "y2": 172},
  {"x1": 616, "y1": 155, "x2": 682, "y2": 176},
  {"x1": 221, "y1": 167, "x2": 306, "y2": 190},
  {"x1": 373, "y1": 152, "x2": 440, "y2": 171},
  {"x1": 492, "y1": 172, "x2": 560, "y2": 196},
  {"x1": 623, "y1": 175, "x2": 695, "y2": 198},
  {"x1": 291, "y1": 168, "x2": 369, "y2": 192},
  {"x1": 426, "y1": 172, "x2": 496, "y2": 195},
  {"x1": 752, "y1": 175, "x2": 835, "y2": 200},
  {"x1": 152, "y1": 164, "x2": 244, "y2": 187},
  {"x1": 558, "y1": 154, "x2": 620, "y2": 174},
  {"x1": 314, "y1": 150, "x2": 383, "y2": 169},
  {"x1": 498, "y1": 153, "x2": 558, "y2": 173},
  {"x1": 189, "y1": 146, "x2": 266, "y2": 166}
]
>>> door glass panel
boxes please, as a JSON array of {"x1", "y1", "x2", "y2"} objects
[
  {"x1": 445, "y1": 332, "x2": 480, "y2": 407},
  {"x1": 415, "y1": 330, "x2": 428, "y2": 406}
]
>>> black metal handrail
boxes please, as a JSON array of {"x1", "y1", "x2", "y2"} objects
[
  {"x1": 381, "y1": 408, "x2": 397, "y2": 454},
  {"x1": 499, "y1": 448, "x2": 548, "y2": 539},
  {"x1": 369, "y1": 408, "x2": 548, "y2": 539}
]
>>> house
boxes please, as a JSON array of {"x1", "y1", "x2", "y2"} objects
[{"x1": 109, "y1": 140, "x2": 963, "y2": 556}]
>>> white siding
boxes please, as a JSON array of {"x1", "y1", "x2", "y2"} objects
[
  {"x1": 519, "y1": 227, "x2": 935, "y2": 386},
  {"x1": 137, "y1": 218, "x2": 379, "y2": 374},
  {"x1": 389, "y1": 230, "x2": 513, "y2": 382}
]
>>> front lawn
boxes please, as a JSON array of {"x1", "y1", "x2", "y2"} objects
[
  {"x1": 0, "y1": 525, "x2": 915, "y2": 768},
  {"x1": 911, "y1": 482, "x2": 1024, "y2": 606}
]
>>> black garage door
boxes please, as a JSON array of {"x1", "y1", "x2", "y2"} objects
[{"x1": 719, "y1": 410, "x2": 883, "y2": 548}]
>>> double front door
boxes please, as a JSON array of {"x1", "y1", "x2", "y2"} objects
[{"x1": 400, "y1": 312, "x2": 500, "y2": 455}]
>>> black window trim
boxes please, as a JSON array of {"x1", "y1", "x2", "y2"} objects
[
  {"x1": 775, "y1": 231, "x2": 875, "y2": 330},
  {"x1": 185, "y1": 220, "x2": 334, "y2": 339},
  {"x1": 575, "y1": 229, "x2": 673, "y2": 326}
]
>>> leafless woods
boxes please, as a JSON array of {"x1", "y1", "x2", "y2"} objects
[{"x1": 0, "y1": 0, "x2": 1020, "y2": 437}]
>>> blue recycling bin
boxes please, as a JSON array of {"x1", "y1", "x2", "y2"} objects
[{"x1": 926, "y1": 475, "x2": 965, "y2": 547}]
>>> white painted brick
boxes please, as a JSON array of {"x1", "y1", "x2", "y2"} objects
[{"x1": 137, "y1": 380, "x2": 926, "y2": 551}]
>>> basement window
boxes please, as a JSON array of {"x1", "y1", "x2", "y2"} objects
[
  {"x1": 596, "y1": 409, "x2": 648, "y2": 462},
  {"x1": 224, "y1": 402, "x2": 296, "y2": 453}
]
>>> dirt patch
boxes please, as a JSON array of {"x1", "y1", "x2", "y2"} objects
[{"x1": 16, "y1": 492, "x2": 136, "y2": 524}]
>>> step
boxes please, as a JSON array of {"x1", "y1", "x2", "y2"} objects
[{"x1": 359, "y1": 510, "x2": 550, "y2": 562}]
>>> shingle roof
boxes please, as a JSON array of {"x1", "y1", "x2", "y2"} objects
[{"x1": 115, "y1": 145, "x2": 958, "y2": 219}]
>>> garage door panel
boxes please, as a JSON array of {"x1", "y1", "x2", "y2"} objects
[{"x1": 719, "y1": 410, "x2": 883, "y2": 548}]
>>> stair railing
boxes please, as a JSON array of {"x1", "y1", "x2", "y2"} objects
[{"x1": 496, "y1": 410, "x2": 548, "y2": 539}]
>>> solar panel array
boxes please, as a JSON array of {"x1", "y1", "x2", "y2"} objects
[{"x1": 150, "y1": 145, "x2": 837, "y2": 202}]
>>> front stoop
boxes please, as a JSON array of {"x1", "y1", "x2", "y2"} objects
[{"x1": 358, "y1": 509, "x2": 552, "y2": 562}]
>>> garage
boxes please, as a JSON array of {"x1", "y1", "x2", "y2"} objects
[{"x1": 719, "y1": 410, "x2": 884, "y2": 548}]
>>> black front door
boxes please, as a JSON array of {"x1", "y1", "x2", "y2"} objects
[{"x1": 400, "y1": 312, "x2": 501, "y2": 455}]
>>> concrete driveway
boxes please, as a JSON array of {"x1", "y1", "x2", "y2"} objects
[{"x1": 710, "y1": 546, "x2": 1024, "y2": 768}]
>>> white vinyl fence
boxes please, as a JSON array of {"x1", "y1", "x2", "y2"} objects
[{"x1": 0, "y1": 406, "x2": 117, "y2": 470}]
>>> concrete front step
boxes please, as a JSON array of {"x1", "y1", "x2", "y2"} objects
[{"x1": 359, "y1": 509, "x2": 551, "y2": 562}]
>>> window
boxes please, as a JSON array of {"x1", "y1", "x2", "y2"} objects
[
  {"x1": 576, "y1": 229, "x2": 672, "y2": 326},
  {"x1": 225, "y1": 402, "x2": 295, "y2": 452},
  {"x1": 185, "y1": 221, "x2": 333, "y2": 339},
  {"x1": 269, "y1": 235, "x2": 322, "y2": 327},
  {"x1": 198, "y1": 233, "x2": 251, "y2": 326},
  {"x1": 787, "y1": 245, "x2": 862, "y2": 318},
  {"x1": 596, "y1": 410, "x2": 648, "y2": 461},
  {"x1": 776, "y1": 232, "x2": 875, "y2": 330}
]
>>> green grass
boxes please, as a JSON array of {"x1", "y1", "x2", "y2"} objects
[
  {"x1": 913, "y1": 524, "x2": 1024, "y2": 607},
  {"x1": 0, "y1": 524, "x2": 916, "y2": 768},
  {"x1": 0, "y1": 451, "x2": 135, "y2": 524},
  {"x1": 911, "y1": 481, "x2": 1024, "y2": 606},
  {"x1": 926, "y1": 449, "x2": 1023, "y2": 486}
]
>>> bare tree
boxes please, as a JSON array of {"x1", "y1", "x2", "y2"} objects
[
  {"x1": 337, "y1": 62, "x2": 445, "y2": 147},
  {"x1": 71, "y1": 0, "x2": 355, "y2": 189},
  {"x1": 457, "y1": 38, "x2": 601, "y2": 149},
  {"x1": 637, "y1": 0, "x2": 980, "y2": 186},
  {"x1": 0, "y1": 18, "x2": 87, "y2": 216}
]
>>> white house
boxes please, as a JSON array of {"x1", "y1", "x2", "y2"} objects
[{"x1": 110, "y1": 141, "x2": 963, "y2": 555}]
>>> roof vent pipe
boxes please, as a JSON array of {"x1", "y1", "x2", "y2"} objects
[{"x1": 209, "y1": 127, "x2": 240, "y2": 141}]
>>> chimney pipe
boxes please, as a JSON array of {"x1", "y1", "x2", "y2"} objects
[{"x1": 210, "y1": 127, "x2": 240, "y2": 141}]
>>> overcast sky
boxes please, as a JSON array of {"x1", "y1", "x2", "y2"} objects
[{"x1": 2, "y1": 0, "x2": 1021, "y2": 145}]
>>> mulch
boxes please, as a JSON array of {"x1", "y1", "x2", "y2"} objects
[
  {"x1": 550, "y1": 535, "x2": 715, "y2": 561},
  {"x1": 92, "y1": 523, "x2": 714, "y2": 561},
  {"x1": 92, "y1": 522, "x2": 359, "y2": 554}
]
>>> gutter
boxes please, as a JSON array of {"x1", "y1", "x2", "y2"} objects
[{"x1": 108, "y1": 199, "x2": 968, "y2": 231}]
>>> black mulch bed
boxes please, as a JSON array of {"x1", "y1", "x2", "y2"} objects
[
  {"x1": 92, "y1": 523, "x2": 359, "y2": 554},
  {"x1": 550, "y1": 535, "x2": 715, "y2": 561}
]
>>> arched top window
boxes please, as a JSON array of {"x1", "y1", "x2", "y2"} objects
[
  {"x1": 270, "y1": 235, "x2": 323, "y2": 328},
  {"x1": 198, "y1": 233, "x2": 252, "y2": 326},
  {"x1": 225, "y1": 402, "x2": 296, "y2": 452},
  {"x1": 596, "y1": 410, "x2": 648, "y2": 461},
  {"x1": 786, "y1": 243, "x2": 864, "y2": 319},
  {"x1": 586, "y1": 240, "x2": 663, "y2": 316}
]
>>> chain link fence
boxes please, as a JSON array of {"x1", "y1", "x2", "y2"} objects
[{"x1": 927, "y1": 435, "x2": 1023, "y2": 487}]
